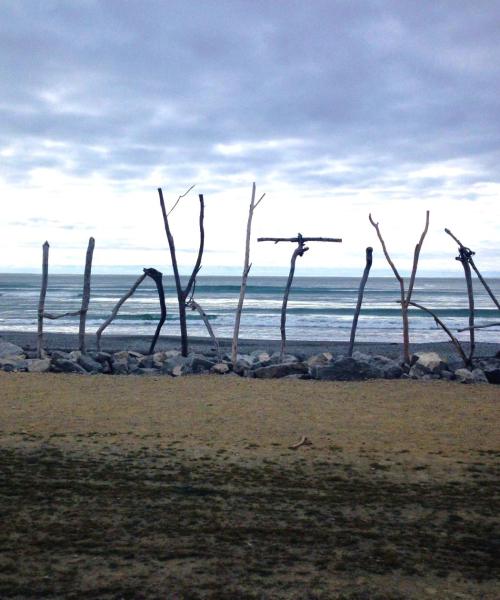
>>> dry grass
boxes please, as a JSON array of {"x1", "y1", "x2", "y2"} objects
[{"x1": 0, "y1": 373, "x2": 499, "y2": 599}]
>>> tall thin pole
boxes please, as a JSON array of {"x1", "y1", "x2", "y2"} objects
[
  {"x1": 348, "y1": 247, "x2": 373, "y2": 357},
  {"x1": 37, "y1": 241, "x2": 49, "y2": 358},
  {"x1": 78, "y1": 237, "x2": 95, "y2": 352}
]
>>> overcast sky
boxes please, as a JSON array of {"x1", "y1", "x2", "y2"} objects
[{"x1": 1, "y1": 0, "x2": 499, "y2": 277}]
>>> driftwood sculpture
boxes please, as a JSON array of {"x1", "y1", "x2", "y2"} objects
[
  {"x1": 348, "y1": 247, "x2": 373, "y2": 357},
  {"x1": 445, "y1": 228, "x2": 500, "y2": 365},
  {"x1": 369, "y1": 212, "x2": 429, "y2": 364},
  {"x1": 158, "y1": 188, "x2": 205, "y2": 357},
  {"x1": 231, "y1": 183, "x2": 265, "y2": 364},
  {"x1": 95, "y1": 268, "x2": 166, "y2": 354},
  {"x1": 258, "y1": 233, "x2": 342, "y2": 359},
  {"x1": 37, "y1": 237, "x2": 95, "y2": 358}
]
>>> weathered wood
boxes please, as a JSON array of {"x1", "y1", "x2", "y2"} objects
[
  {"x1": 405, "y1": 300, "x2": 469, "y2": 367},
  {"x1": 258, "y1": 237, "x2": 342, "y2": 243},
  {"x1": 369, "y1": 211, "x2": 430, "y2": 364},
  {"x1": 143, "y1": 268, "x2": 167, "y2": 355},
  {"x1": 232, "y1": 183, "x2": 265, "y2": 364},
  {"x1": 457, "y1": 247, "x2": 475, "y2": 366},
  {"x1": 445, "y1": 228, "x2": 500, "y2": 310},
  {"x1": 280, "y1": 237, "x2": 309, "y2": 360},
  {"x1": 158, "y1": 188, "x2": 205, "y2": 357},
  {"x1": 458, "y1": 322, "x2": 500, "y2": 332},
  {"x1": 348, "y1": 247, "x2": 373, "y2": 357},
  {"x1": 44, "y1": 310, "x2": 82, "y2": 320},
  {"x1": 187, "y1": 298, "x2": 221, "y2": 360},
  {"x1": 259, "y1": 232, "x2": 341, "y2": 360},
  {"x1": 96, "y1": 273, "x2": 147, "y2": 351},
  {"x1": 78, "y1": 237, "x2": 95, "y2": 352},
  {"x1": 37, "y1": 241, "x2": 49, "y2": 358}
]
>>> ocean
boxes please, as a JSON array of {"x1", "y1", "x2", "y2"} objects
[{"x1": 0, "y1": 274, "x2": 499, "y2": 344}]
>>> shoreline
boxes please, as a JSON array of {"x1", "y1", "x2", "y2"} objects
[{"x1": 1, "y1": 329, "x2": 497, "y2": 361}]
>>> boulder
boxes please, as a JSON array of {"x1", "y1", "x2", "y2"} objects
[
  {"x1": 51, "y1": 358, "x2": 87, "y2": 374},
  {"x1": 311, "y1": 356, "x2": 382, "y2": 381},
  {"x1": 210, "y1": 362, "x2": 230, "y2": 375},
  {"x1": 78, "y1": 354, "x2": 104, "y2": 374},
  {"x1": 370, "y1": 355, "x2": 403, "y2": 379},
  {"x1": 411, "y1": 352, "x2": 448, "y2": 374},
  {"x1": 188, "y1": 354, "x2": 216, "y2": 374},
  {"x1": 162, "y1": 355, "x2": 191, "y2": 376},
  {"x1": 253, "y1": 362, "x2": 309, "y2": 379},
  {"x1": 26, "y1": 358, "x2": 51, "y2": 373},
  {"x1": 0, "y1": 340, "x2": 25, "y2": 359},
  {"x1": 454, "y1": 369, "x2": 474, "y2": 384},
  {"x1": 232, "y1": 356, "x2": 253, "y2": 376},
  {"x1": 471, "y1": 368, "x2": 489, "y2": 384},
  {"x1": 111, "y1": 351, "x2": 131, "y2": 375},
  {"x1": 476, "y1": 358, "x2": 500, "y2": 384},
  {"x1": 0, "y1": 356, "x2": 28, "y2": 371},
  {"x1": 270, "y1": 352, "x2": 299, "y2": 364},
  {"x1": 250, "y1": 350, "x2": 272, "y2": 367},
  {"x1": 306, "y1": 352, "x2": 334, "y2": 367}
]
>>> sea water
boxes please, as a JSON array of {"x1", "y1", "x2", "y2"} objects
[{"x1": 0, "y1": 274, "x2": 499, "y2": 343}]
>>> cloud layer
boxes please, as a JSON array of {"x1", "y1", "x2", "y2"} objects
[{"x1": 0, "y1": 1, "x2": 499, "y2": 274}]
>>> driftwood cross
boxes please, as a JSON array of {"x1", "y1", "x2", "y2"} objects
[{"x1": 258, "y1": 233, "x2": 342, "y2": 359}]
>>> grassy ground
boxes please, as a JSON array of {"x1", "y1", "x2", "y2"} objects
[{"x1": 0, "y1": 373, "x2": 499, "y2": 599}]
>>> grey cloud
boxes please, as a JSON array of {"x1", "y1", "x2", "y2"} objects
[{"x1": 0, "y1": 0, "x2": 499, "y2": 193}]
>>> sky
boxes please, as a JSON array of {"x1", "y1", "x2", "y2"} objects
[{"x1": 1, "y1": 0, "x2": 499, "y2": 277}]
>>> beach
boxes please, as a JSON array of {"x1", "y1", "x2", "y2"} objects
[
  {"x1": 1, "y1": 372, "x2": 498, "y2": 598},
  {"x1": 2, "y1": 329, "x2": 499, "y2": 362}
]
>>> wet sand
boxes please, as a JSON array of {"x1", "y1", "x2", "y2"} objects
[{"x1": 0, "y1": 373, "x2": 499, "y2": 598}]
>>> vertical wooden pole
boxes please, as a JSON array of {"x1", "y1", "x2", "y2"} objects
[
  {"x1": 280, "y1": 236, "x2": 308, "y2": 361},
  {"x1": 348, "y1": 247, "x2": 373, "y2": 357},
  {"x1": 144, "y1": 268, "x2": 167, "y2": 355},
  {"x1": 37, "y1": 241, "x2": 49, "y2": 358},
  {"x1": 457, "y1": 248, "x2": 475, "y2": 367},
  {"x1": 78, "y1": 237, "x2": 95, "y2": 353}
]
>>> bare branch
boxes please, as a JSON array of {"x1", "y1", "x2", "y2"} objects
[
  {"x1": 405, "y1": 300, "x2": 469, "y2": 367},
  {"x1": 458, "y1": 322, "x2": 500, "y2": 332},
  {"x1": 258, "y1": 236, "x2": 341, "y2": 243},
  {"x1": 167, "y1": 184, "x2": 196, "y2": 217},
  {"x1": 348, "y1": 247, "x2": 373, "y2": 357},
  {"x1": 254, "y1": 192, "x2": 266, "y2": 209},
  {"x1": 78, "y1": 236, "x2": 95, "y2": 352},
  {"x1": 44, "y1": 310, "x2": 82, "y2": 320},
  {"x1": 407, "y1": 210, "x2": 430, "y2": 302},
  {"x1": 368, "y1": 214, "x2": 402, "y2": 283},
  {"x1": 37, "y1": 241, "x2": 49, "y2": 358},
  {"x1": 187, "y1": 298, "x2": 221, "y2": 360},
  {"x1": 184, "y1": 194, "x2": 205, "y2": 300}
]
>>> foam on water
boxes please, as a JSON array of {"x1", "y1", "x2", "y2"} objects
[{"x1": 0, "y1": 273, "x2": 499, "y2": 343}]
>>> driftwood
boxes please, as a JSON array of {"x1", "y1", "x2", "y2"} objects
[
  {"x1": 258, "y1": 233, "x2": 342, "y2": 360},
  {"x1": 159, "y1": 188, "x2": 205, "y2": 357},
  {"x1": 458, "y1": 322, "x2": 500, "y2": 332},
  {"x1": 187, "y1": 298, "x2": 221, "y2": 360},
  {"x1": 405, "y1": 300, "x2": 469, "y2": 367},
  {"x1": 369, "y1": 211, "x2": 429, "y2": 364},
  {"x1": 288, "y1": 436, "x2": 312, "y2": 450},
  {"x1": 78, "y1": 237, "x2": 95, "y2": 352},
  {"x1": 144, "y1": 268, "x2": 167, "y2": 355},
  {"x1": 96, "y1": 273, "x2": 147, "y2": 351},
  {"x1": 231, "y1": 183, "x2": 265, "y2": 364},
  {"x1": 445, "y1": 228, "x2": 500, "y2": 310},
  {"x1": 37, "y1": 241, "x2": 49, "y2": 358},
  {"x1": 44, "y1": 310, "x2": 82, "y2": 320},
  {"x1": 348, "y1": 247, "x2": 373, "y2": 357}
]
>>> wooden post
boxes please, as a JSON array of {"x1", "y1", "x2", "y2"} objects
[
  {"x1": 457, "y1": 247, "x2": 475, "y2": 367},
  {"x1": 158, "y1": 188, "x2": 205, "y2": 357},
  {"x1": 143, "y1": 268, "x2": 167, "y2": 355},
  {"x1": 231, "y1": 183, "x2": 265, "y2": 364},
  {"x1": 258, "y1": 233, "x2": 342, "y2": 360},
  {"x1": 37, "y1": 241, "x2": 49, "y2": 358},
  {"x1": 78, "y1": 237, "x2": 95, "y2": 353},
  {"x1": 369, "y1": 211, "x2": 429, "y2": 364},
  {"x1": 348, "y1": 246, "x2": 373, "y2": 357}
]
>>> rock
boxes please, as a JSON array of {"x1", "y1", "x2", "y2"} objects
[
  {"x1": 162, "y1": 355, "x2": 191, "y2": 376},
  {"x1": 253, "y1": 362, "x2": 309, "y2": 379},
  {"x1": 50, "y1": 350, "x2": 70, "y2": 360},
  {"x1": 0, "y1": 340, "x2": 25, "y2": 359},
  {"x1": 137, "y1": 355, "x2": 154, "y2": 369},
  {"x1": 68, "y1": 350, "x2": 82, "y2": 362},
  {"x1": 306, "y1": 352, "x2": 334, "y2": 367},
  {"x1": 111, "y1": 351, "x2": 130, "y2": 375},
  {"x1": 411, "y1": 352, "x2": 448, "y2": 374},
  {"x1": 250, "y1": 351, "x2": 272, "y2": 367},
  {"x1": 211, "y1": 362, "x2": 230, "y2": 375},
  {"x1": 26, "y1": 358, "x2": 51, "y2": 373},
  {"x1": 370, "y1": 355, "x2": 403, "y2": 379},
  {"x1": 164, "y1": 350, "x2": 182, "y2": 358},
  {"x1": 188, "y1": 354, "x2": 216, "y2": 374},
  {"x1": 454, "y1": 368, "x2": 474, "y2": 384},
  {"x1": 51, "y1": 358, "x2": 87, "y2": 374},
  {"x1": 471, "y1": 368, "x2": 489, "y2": 384},
  {"x1": 476, "y1": 358, "x2": 500, "y2": 384},
  {"x1": 78, "y1": 354, "x2": 104, "y2": 374},
  {"x1": 0, "y1": 356, "x2": 28, "y2": 371},
  {"x1": 232, "y1": 356, "x2": 253, "y2": 376},
  {"x1": 270, "y1": 352, "x2": 299, "y2": 364},
  {"x1": 311, "y1": 356, "x2": 382, "y2": 381}
]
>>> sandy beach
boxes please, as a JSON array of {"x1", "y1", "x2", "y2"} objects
[{"x1": 1, "y1": 372, "x2": 498, "y2": 598}]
